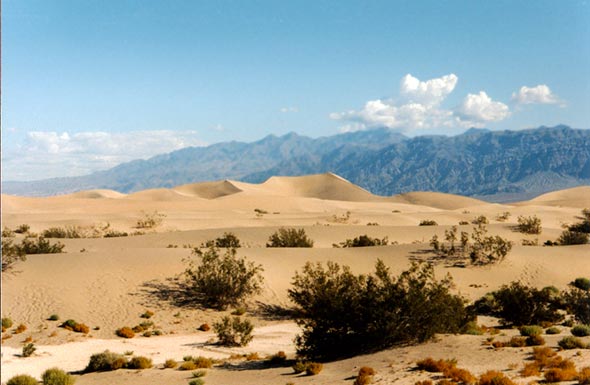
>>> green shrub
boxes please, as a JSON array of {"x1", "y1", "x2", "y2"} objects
[
  {"x1": 127, "y1": 356, "x2": 153, "y2": 369},
  {"x1": 2, "y1": 317, "x2": 13, "y2": 329},
  {"x1": 525, "y1": 335, "x2": 545, "y2": 346},
  {"x1": 419, "y1": 220, "x2": 438, "y2": 226},
  {"x1": 335, "y1": 235, "x2": 388, "y2": 248},
  {"x1": 140, "y1": 310, "x2": 154, "y2": 319},
  {"x1": 22, "y1": 343, "x2": 36, "y2": 357},
  {"x1": 572, "y1": 278, "x2": 590, "y2": 291},
  {"x1": 266, "y1": 228, "x2": 313, "y2": 247},
  {"x1": 558, "y1": 336, "x2": 587, "y2": 349},
  {"x1": 519, "y1": 325, "x2": 543, "y2": 337},
  {"x1": 185, "y1": 246, "x2": 263, "y2": 310},
  {"x1": 559, "y1": 230, "x2": 589, "y2": 245},
  {"x1": 516, "y1": 215, "x2": 542, "y2": 234},
  {"x1": 288, "y1": 261, "x2": 471, "y2": 360},
  {"x1": 48, "y1": 314, "x2": 60, "y2": 321},
  {"x1": 192, "y1": 370, "x2": 207, "y2": 377},
  {"x1": 6, "y1": 374, "x2": 37, "y2": 385},
  {"x1": 188, "y1": 379, "x2": 204, "y2": 385},
  {"x1": 305, "y1": 362, "x2": 323, "y2": 375},
  {"x1": 42, "y1": 367, "x2": 76, "y2": 385},
  {"x1": 564, "y1": 288, "x2": 590, "y2": 324},
  {"x1": 546, "y1": 326, "x2": 561, "y2": 334},
  {"x1": 85, "y1": 351, "x2": 128, "y2": 372},
  {"x1": 213, "y1": 316, "x2": 253, "y2": 347},
  {"x1": 571, "y1": 324, "x2": 590, "y2": 337},
  {"x1": 482, "y1": 282, "x2": 563, "y2": 326}
]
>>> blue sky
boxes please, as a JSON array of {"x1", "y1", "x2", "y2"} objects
[{"x1": 2, "y1": 0, "x2": 589, "y2": 181}]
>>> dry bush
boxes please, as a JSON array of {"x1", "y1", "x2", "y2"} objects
[
  {"x1": 85, "y1": 351, "x2": 128, "y2": 372},
  {"x1": 135, "y1": 211, "x2": 165, "y2": 229},
  {"x1": 335, "y1": 234, "x2": 388, "y2": 248},
  {"x1": 127, "y1": 356, "x2": 153, "y2": 369},
  {"x1": 192, "y1": 356, "x2": 213, "y2": 369},
  {"x1": 414, "y1": 382, "x2": 433, "y2": 385},
  {"x1": 266, "y1": 228, "x2": 314, "y2": 247},
  {"x1": 516, "y1": 215, "x2": 542, "y2": 234},
  {"x1": 544, "y1": 367, "x2": 578, "y2": 383},
  {"x1": 163, "y1": 359, "x2": 177, "y2": 368},
  {"x1": 416, "y1": 357, "x2": 457, "y2": 372},
  {"x1": 22, "y1": 343, "x2": 36, "y2": 357},
  {"x1": 531, "y1": 346, "x2": 556, "y2": 368},
  {"x1": 2, "y1": 317, "x2": 13, "y2": 329},
  {"x1": 15, "y1": 324, "x2": 27, "y2": 334},
  {"x1": 115, "y1": 327, "x2": 135, "y2": 338},
  {"x1": 305, "y1": 362, "x2": 323, "y2": 375},
  {"x1": 268, "y1": 351, "x2": 287, "y2": 366},
  {"x1": 559, "y1": 230, "x2": 589, "y2": 245},
  {"x1": 419, "y1": 220, "x2": 438, "y2": 226},
  {"x1": 213, "y1": 316, "x2": 253, "y2": 347},
  {"x1": 478, "y1": 371, "x2": 517, "y2": 385},
  {"x1": 546, "y1": 326, "x2": 561, "y2": 334},
  {"x1": 14, "y1": 224, "x2": 31, "y2": 234},
  {"x1": 42, "y1": 226, "x2": 83, "y2": 238},
  {"x1": 442, "y1": 366, "x2": 476, "y2": 384},
  {"x1": 140, "y1": 310, "x2": 154, "y2": 319},
  {"x1": 354, "y1": 367, "x2": 376, "y2": 385},
  {"x1": 578, "y1": 367, "x2": 590, "y2": 385},
  {"x1": 526, "y1": 335, "x2": 545, "y2": 346},
  {"x1": 472, "y1": 215, "x2": 489, "y2": 225},
  {"x1": 1, "y1": 238, "x2": 27, "y2": 271},
  {"x1": 558, "y1": 336, "x2": 586, "y2": 349},
  {"x1": 496, "y1": 212, "x2": 511, "y2": 222},
  {"x1": 520, "y1": 325, "x2": 543, "y2": 337},
  {"x1": 41, "y1": 367, "x2": 76, "y2": 385},
  {"x1": 245, "y1": 352, "x2": 260, "y2": 361},
  {"x1": 292, "y1": 361, "x2": 307, "y2": 374},
  {"x1": 179, "y1": 361, "x2": 198, "y2": 371},
  {"x1": 520, "y1": 362, "x2": 541, "y2": 377},
  {"x1": 198, "y1": 323, "x2": 210, "y2": 331}
]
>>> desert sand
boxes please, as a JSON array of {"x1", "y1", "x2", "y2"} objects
[{"x1": 2, "y1": 173, "x2": 589, "y2": 384}]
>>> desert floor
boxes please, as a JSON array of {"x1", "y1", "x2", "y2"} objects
[{"x1": 2, "y1": 173, "x2": 590, "y2": 384}]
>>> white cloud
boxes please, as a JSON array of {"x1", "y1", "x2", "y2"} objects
[
  {"x1": 456, "y1": 91, "x2": 510, "y2": 124},
  {"x1": 2, "y1": 130, "x2": 207, "y2": 181},
  {"x1": 280, "y1": 106, "x2": 299, "y2": 113},
  {"x1": 511, "y1": 84, "x2": 560, "y2": 105},
  {"x1": 400, "y1": 73, "x2": 458, "y2": 105}
]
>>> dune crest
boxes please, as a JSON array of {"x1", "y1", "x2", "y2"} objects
[
  {"x1": 66, "y1": 189, "x2": 127, "y2": 199},
  {"x1": 391, "y1": 191, "x2": 488, "y2": 210},
  {"x1": 173, "y1": 180, "x2": 243, "y2": 199},
  {"x1": 525, "y1": 185, "x2": 590, "y2": 207}
]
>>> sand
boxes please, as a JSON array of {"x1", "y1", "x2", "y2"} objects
[{"x1": 2, "y1": 173, "x2": 589, "y2": 384}]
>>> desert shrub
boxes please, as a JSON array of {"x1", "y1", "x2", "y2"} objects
[
  {"x1": 469, "y1": 223, "x2": 512, "y2": 265},
  {"x1": 215, "y1": 232, "x2": 241, "y2": 248},
  {"x1": 292, "y1": 361, "x2": 307, "y2": 374},
  {"x1": 335, "y1": 234, "x2": 388, "y2": 248},
  {"x1": 419, "y1": 220, "x2": 438, "y2": 226},
  {"x1": 17, "y1": 237, "x2": 65, "y2": 254},
  {"x1": 559, "y1": 230, "x2": 589, "y2": 245},
  {"x1": 185, "y1": 246, "x2": 263, "y2": 310},
  {"x1": 140, "y1": 310, "x2": 154, "y2": 319},
  {"x1": 179, "y1": 361, "x2": 198, "y2": 370},
  {"x1": 115, "y1": 327, "x2": 135, "y2": 338},
  {"x1": 231, "y1": 307, "x2": 246, "y2": 316},
  {"x1": 564, "y1": 288, "x2": 590, "y2": 324},
  {"x1": 478, "y1": 371, "x2": 516, "y2": 385},
  {"x1": 526, "y1": 335, "x2": 545, "y2": 346},
  {"x1": 414, "y1": 382, "x2": 433, "y2": 385},
  {"x1": 579, "y1": 367, "x2": 590, "y2": 385},
  {"x1": 198, "y1": 323, "x2": 210, "y2": 331},
  {"x1": 6, "y1": 374, "x2": 38, "y2": 385},
  {"x1": 73, "y1": 323, "x2": 89, "y2": 334},
  {"x1": 85, "y1": 351, "x2": 128, "y2": 372},
  {"x1": 2, "y1": 227, "x2": 15, "y2": 237},
  {"x1": 568, "y1": 209, "x2": 590, "y2": 233},
  {"x1": 289, "y1": 261, "x2": 471, "y2": 360},
  {"x1": 532, "y1": 346, "x2": 556, "y2": 367},
  {"x1": 127, "y1": 356, "x2": 153, "y2": 369},
  {"x1": 42, "y1": 226, "x2": 82, "y2": 238},
  {"x1": 558, "y1": 336, "x2": 586, "y2": 349},
  {"x1": 483, "y1": 282, "x2": 563, "y2": 326},
  {"x1": 516, "y1": 215, "x2": 542, "y2": 234},
  {"x1": 520, "y1": 325, "x2": 543, "y2": 337},
  {"x1": 14, "y1": 224, "x2": 31, "y2": 234},
  {"x1": 192, "y1": 357, "x2": 213, "y2": 369},
  {"x1": 546, "y1": 326, "x2": 561, "y2": 334},
  {"x1": 354, "y1": 367, "x2": 376, "y2": 385},
  {"x1": 571, "y1": 324, "x2": 590, "y2": 336},
  {"x1": 2, "y1": 317, "x2": 13, "y2": 329},
  {"x1": 472, "y1": 215, "x2": 489, "y2": 225},
  {"x1": 508, "y1": 336, "x2": 527, "y2": 347},
  {"x1": 188, "y1": 380, "x2": 204, "y2": 385},
  {"x1": 60, "y1": 320, "x2": 88, "y2": 333},
  {"x1": 48, "y1": 314, "x2": 59, "y2": 321},
  {"x1": 442, "y1": 366, "x2": 476, "y2": 384},
  {"x1": 266, "y1": 228, "x2": 313, "y2": 247},
  {"x1": 213, "y1": 316, "x2": 253, "y2": 347},
  {"x1": 22, "y1": 343, "x2": 36, "y2": 357},
  {"x1": 42, "y1": 367, "x2": 76, "y2": 385},
  {"x1": 545, "y1": 367, "x2": 579, "y2": 383},
  {"x1": 495, "y1": 212, "x2": 511, "y2": 222},
  {"x1": 520, "y1": 362, "x2": 541, "y2": 377},
  {"x1": 305, "y1": 362, "x2": 323, "y2": 375},
  {"x1": 268, "y1": 351, "x2": 287, "y2": 366},
  {"x1": 416, "y1": 357, "x2": 457, "y2": 372},
  {"x1": 15, "y1": 324, "x2": 27, "y2": 333},
  {"x1": 135, "y1": 210, "x2": 165, "y2": 229},
  {"x1": 572, "y1": 278, "x2": 590, "y2": 291},
  {"x1": 163, "y1": 359, "x2": 177, "y2": 368},
  {"x1": 1, "y1": 238, "x2": 27, "y2": 271},
  {"x1": 192, "y1": 371, "x2": 206, "y2": 378}
]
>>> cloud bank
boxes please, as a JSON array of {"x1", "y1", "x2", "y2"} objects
[
  {"x1": 330, "y1": 74, "x2": 560, "y2": 135},
  {"x1": 2, "y1": 130, "x2": 206, "y2": 181}
]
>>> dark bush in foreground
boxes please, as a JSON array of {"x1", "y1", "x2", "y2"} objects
[
  {"x1": 213, "y1": 316, "x2": 253, "y2": 347},
  {"x1": 215, "y1": 232, "x2": 241, "y2": 248},
  {"x1": 558, "y1": 230, "x2": 589, "y2": 245},
  {"x1": 1, "y1": 238, "x2": 27, "y2": 271},
  {"x1": 266, "y1": 228, "x2": 313, "y2": 248},
  {"x1": 288, "y1": 261, "x2": 471, "y2": 361},
  {"x1": 185, "y1": 246, "x2": 263, "y2": 310},
  {"x1": 564, "y1": 287, "x2": 590, "y2": 324},
  {"x1": 572, "y1": 277, "x2": 590, "y2": 291},
  {"x1": 571, "y1": 324, "x2": 590, "y2": 337},
  {"x1": 477, "y1": 282, "x2": 563, "y2": 326},
  {"x1": 42, "y1": 367, "x2": 76, "y2": 385},
  {"x1": 6, "y1": 374, "x2": 38, "y2": 385},
  {"x1": 17, "y1": 237, "x2": 65, "y2": 255}
]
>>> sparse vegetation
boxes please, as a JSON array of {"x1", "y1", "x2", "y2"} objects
[
  {"x1": 60, "y1": 319, "x2": 89, "y2": 334},
  {"x1": 42, "y1": 367, "x2": 76, "y2": 385},
  {"x1": 2, "y1": 227, "x2": 15, "y2": 237},
  {"x1": 140, "y1": 310, "x2": 154, "y2": 319},
  {"x1": 135, "y1": 210, "x2": 166, "y2": 229},
  {"x1": 185, "y1": 246, "x2": 263, "y2": 310},
  {"x1": 419, "y1": 220, "x2": 438, "y2": 226},
  {"x1": 15, "y1": 324, "x2": 27, "y2": 334},
  {"x1": 14, "y1": 224, "x2": 31, "y2": 234},
  {"x1": 266, "y1": 228, "x2": 314, "y2": 247},
  {"x1": 354, "y1": 367, "x2": 376, "y2": 385},
  {"x1": 558, "y1": 230, "x2": 589, "y2": 245},
  {"x1": 1, "y1": 238, "x2": 27, "y2": 271},
  {"x1": 495, "y1": 212, "x2": 511, "y2": 222},
  {"x1": 164, "y1": 359, "x2": 178, "y2": 368},
  {"x1": 546, "y1": 326, "x2": 561, "y2": 334},
  {"x1": 334, "y1": 234, "x2": 388, "y2": 248},
  {"x1": 214, "y1": 232, "x2": 241, "y2": 248},
  {"x1": 416, "y1": 357, "x2": 457, "y2": 372},
  {"x1": 115, "y1": 326, "x2": 135, "y2": 338},
  {"x1": 22, "y1": 343, "x2": 36, "y2": 357},
  {"x1": 564, "y1": 286, "x2": 590, "y2": 324},
  {"x1": 478, "y1": 371, "x2": 517, "y2": 385},
  {"x1": 519, "y1": 325, "x2": 543, "y2": 337},
  {"x1": 42, "y1": 226, "x2": 83, "y2": 238},
  {"x1": 6, "y1": 374, "x2": 38, "y2": 385},
  {"x1": 2, "y1": 317, "x2": 13, "y2": 329},
  {"x1": 85, "y1": 351, "x2": 128, "y2": 372},
  {"x1": 127, "y1": 356, "x2": 153, "y2": 369},
  {"x1": 516, "y1": 215, "x2": 542, "y2": 234},
  {"x1": 472, "y1": 215, "x2": 489, "y2": 225},
  {"x1": 289, "y1": 261, "x2": 471, "y2": 360},
  {"x1": 213, "y1": 316, "x2": 254, "y2": 347},
  {"x1": 558, "y1": 336, "x2": 587, "y2": 349}
]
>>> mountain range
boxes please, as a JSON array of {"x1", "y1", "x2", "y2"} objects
[{"x1": 3, "y1": 125, "x2": 589, "y2": 202}]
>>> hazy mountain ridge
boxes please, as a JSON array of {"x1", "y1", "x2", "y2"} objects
[{"x1": 3, "y1": 125, "x2": 589, "y2": 201}]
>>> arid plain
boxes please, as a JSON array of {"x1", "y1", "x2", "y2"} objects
[{"x1": 2, "y1": 173, "x2": 590, "y2": 384}]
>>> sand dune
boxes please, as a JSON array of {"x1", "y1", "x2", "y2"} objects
[{"x1": 2, "y1": 177, "x2": 590, "y2": 385}]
